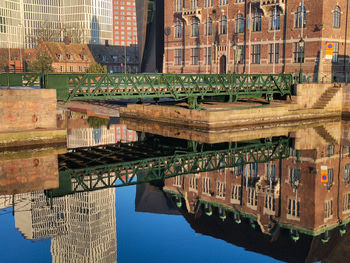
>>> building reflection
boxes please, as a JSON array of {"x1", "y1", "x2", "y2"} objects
[
  {"x1": 12, "y1": 188, "x2": 117, "y2": 262},
  {"x1": 156, "y1": 121, "x2": 350, "y2": 262}
]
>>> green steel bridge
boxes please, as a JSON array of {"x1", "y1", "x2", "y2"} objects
[
  {"x1": 0, "y1": 73, "x2": 294, "y2": 108},
  {"x1": 46, "y1": 136, "x2": 290, "y2": 197}
]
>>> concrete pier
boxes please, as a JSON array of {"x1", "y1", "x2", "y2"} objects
[{"x1": 120, "y1": 84, "x2": 350, "y2": 129}]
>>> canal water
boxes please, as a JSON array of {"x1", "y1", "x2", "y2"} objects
[{"x1": 1, "y1": 113, "x2": 350, "y2": 262}]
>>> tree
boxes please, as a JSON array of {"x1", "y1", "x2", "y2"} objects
[
  {"x1": 87, "y1": 63, "x2": 107, "y2": 73},
  {"x1": 29, "y1": 51, "x2": 53, "y2": 73}
]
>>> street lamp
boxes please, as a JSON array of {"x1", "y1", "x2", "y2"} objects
[{"x1": 298, "y1": 38, "x2": 305, "y2": 83}]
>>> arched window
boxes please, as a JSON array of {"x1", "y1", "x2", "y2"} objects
[
  {"x1": 252, "y1": 10, "x2": 262, "y2": 32},
  {"x1": 295, "y1": 6, "x2": 306, "y2": 28},
  {"x1": 205, "y1": 18, "x2": 213, "y2": 35},
  {"x1": 191, "y1": 18, "x2": 199, "y2": 37},
  {"x1": 334, "y1": 6, "x2": 341, "y2": 28},
  {"x1": 235, "y1": 14, "x2": 245, "y2": 33},
  {"x1": 270, "y1": 8, "x2": 281, "y2": 30},
  {"x1": 175, "y1": 20, "x2": 182, "y2": 38},
  {"x1": 220, "y1": 16, "x2": 227, "y2": 34}
]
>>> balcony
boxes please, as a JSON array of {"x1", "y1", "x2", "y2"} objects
[
  {"x1": 260, "y1": 0, "x2": 286, "y2": 15},
  {"x1": 182, "y1": 7, "x2": 202, "y2": 24}
]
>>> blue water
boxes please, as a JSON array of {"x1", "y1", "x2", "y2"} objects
[{"x1": 0, "y1": 185, "x2": 281, "y2": 263}]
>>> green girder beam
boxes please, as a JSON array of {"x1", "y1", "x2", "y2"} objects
[
  {"x1": 46, "y1": 137, "x2": 290, "y2": 197},
  {"x1": 0, "y1": 73, "x2": 294, "y2": 103}
]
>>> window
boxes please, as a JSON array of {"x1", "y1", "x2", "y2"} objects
[
  {"x1": 205, "y1": 47, "x2": 212, "y2": 65},
  {"x1": 334, "y1": 6, "x2": 341, "y2": 28},
  {"x1": 252, "y1": 10, "x2": 262, "y2": 32},
  {"x1": 294, "y1": 42, "x2": 305, "y2": 63},
  {"x1": 266, "y1": 164, "x2": 276, "y2": 180},
  {"x1": 269, "y1": 43, "x2": 279, "y2": 64},
  {"x1": 191, "y1": 18, "x2": 199, "y2": 37},
  {"x1": 289, "y1": 168, "x2": 301, "y2": 188},
  {"x1": 270, "y1": 8, "x2": 281, "y2": 30},
  {"x1": 175, "y1": 49, "x2": 182, "y2": 65},
  {"x1": 295, "y1": 6, "x2": 306, "y2": 28},
  {"x1": 69, "y1": 66, "x2": 74, "y2": 72},
  {"x1": 249, "y1": 163, "x2": 258, "y2": 178},
  {"x1": 327, "y1": 169, "x2": 334, "y2": 190},
  {"x1": 251, "y1": 44, "x2": 261, "y2": 64},
  {"x1": 174, "y1": 0, "x2": 182, "y2": 12},
  {"x1": 237, "y1": 45, "x2": 245, "y2": 64},
  {"x1": 205, "y1": 0, "x2": 213, "y2": 7},
  {"x1": 265, "y1": 194, "x2": 276, "y2": 212},
  {"x1": 189, "y1": 176, "x2": 198, "y2": 191},
  {"x1": 175, "y1": 20, "x2": 182, "y2": 38},
  {"x1": 203, "y1": 177, "x2": 211, "y2": 194},
  {"x1": 236, "y1": 14, "x2": 245, "y2": 33},
  {"x1": 216, "y1": 182, "x2": 226, "y2": 198},
  {"x1": 345, "y1": 164, "x2": 350, "y2": 184},
  {"x1": 324, "y1": 200, "x2": 333, "y2": 219},
  {"x1": 332, "y1": 42, "x2": 339, "y2": 63},
  {"x1": 247, "y1": 187, "x2": 258, "y2": 208},
  {"x1": 220, "y1": 16, "x2": 227, "y2": 34},
  {"x1": 343, "y1": 192, "x2": 350, "y2": 212},
  {"x1": 219, "y1": 0, "x2": 228, "y2": 5},
  {"x1": 327, "y1": 145, "x2": 334, "y2": 156},
  {"x1": 205, "y1": 18, "x2": 213, "y2": 36},
  {"x1": 190, "y1": 0, "x2": 198, "y2": 9},
  {"x1": 288, "y1": 198, "x2": 300, "y2": 218},
  {"x1": 174, "y1": 175, "x2": 182, "y2": 187},
  {"x1": 191, "y1": 48, "x2": 199, "y2": 65},
  {"x1": 231, "y1": 185, "x2": 241, "y2": 202}
]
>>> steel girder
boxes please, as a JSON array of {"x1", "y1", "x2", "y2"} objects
[
  {"x1": 51, "y1": 73, "x2": 293, "y2": 102},
  {"x1": 0, "y1": 73, "x2": 293, "y2": 101},
  {"x1": 47, "y1": 137, "x2": 290, "y2": 197}
]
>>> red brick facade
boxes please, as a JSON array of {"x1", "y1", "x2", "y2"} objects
[
  {"x1": 164, "y1": 0, "x2": 350, "y2": 82},
  {"x1": 163, "y1": 136, "x2": 350, "y2": 236}
]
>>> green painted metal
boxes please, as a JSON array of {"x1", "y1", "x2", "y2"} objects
[
  {"x1": 47, "y1": 137, "x2": 290, "y2": 197},
  {"x1": 1, "y1": 73, "x2": 294, "y2": 103},
  {"x1": 0, "y1": 73, "x2": 42, "y2": 87}
]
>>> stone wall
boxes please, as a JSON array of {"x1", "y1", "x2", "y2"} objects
[
  {"x1": 295, "y1": 84, "x2": 343, "y2": 111},
  {"x1": 0, "y1": 149, "x2": 61, "y2": 195},
  {"x1": 0, "y1": 89, "x2": 57, "y2": 132}
]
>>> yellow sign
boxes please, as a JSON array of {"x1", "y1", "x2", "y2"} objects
[
  {"x1": 321, "y1": 166, "x2": 328, "y2": 183},
  {"x1": 326, "y1": 42, "x2": 335, "y2": 56}
]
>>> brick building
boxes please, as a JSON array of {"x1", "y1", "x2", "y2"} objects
[
  {"x1": 163, "y1": 0, "x2": 350, "y2": 82},
  {"x1": 163, "y1": 121, "x2": 350, "y2": 239},
  {"x1": 113, "y1": 0, "x2": 138, "y2": 46}
]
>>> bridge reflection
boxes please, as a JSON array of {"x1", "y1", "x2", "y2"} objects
[{"x1": 47, "y1": 135, "x2": 289, "y2": 197}]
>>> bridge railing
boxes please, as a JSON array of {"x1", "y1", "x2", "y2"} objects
[
  {"x1": 1, "y1": 73, "x2": 294, "y2": 103},
  {"x1": 46, "y1": 137, "x2": 290, "y2": 197}
]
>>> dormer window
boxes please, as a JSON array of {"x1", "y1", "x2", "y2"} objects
[
  {"x1": 66, "y1": 54, "x2": 74, "y2": 61},
  {"x1": 112, "y1": 55, "x2": 118, "y2": 62},
  {"x1": 80, "y1": 54, "x2": 87, "y2": 61},
  {"x1": 57, "y1": 54, "x2": 63, "y2": 60}
]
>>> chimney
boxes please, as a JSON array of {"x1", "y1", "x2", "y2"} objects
[
  {"x1": 64, "y1": 36, "x2": 70, "y2": 45},
  {"x1": 105, "y1": 40, "x2": 109, "y2": 46}
]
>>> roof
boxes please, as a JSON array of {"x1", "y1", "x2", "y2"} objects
[{"x1": 38, "y1": 41, "x2": 95, "y2": 63}]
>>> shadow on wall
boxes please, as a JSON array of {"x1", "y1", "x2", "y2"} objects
[
  {"x1": 332, "y1": 55, "x2": 350, "y2": 83},
  {"x1": 90, "y1": 16, "x2": 100, "y2": 45}
]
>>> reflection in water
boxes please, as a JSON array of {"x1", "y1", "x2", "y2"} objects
[
  {"x1": 2, "y1": 118, "x2": 350, "y2": 262},
  {"x1": 13, "y1": 189, "x2": 117, "y2": 262}
]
